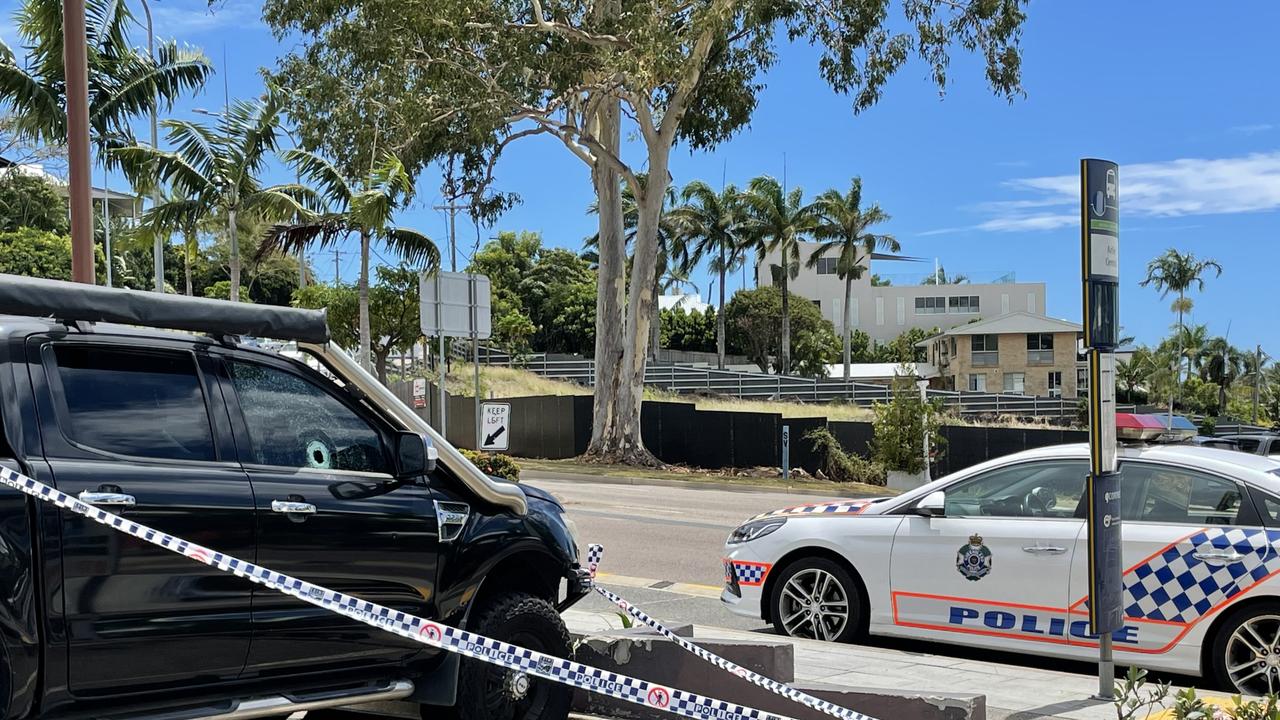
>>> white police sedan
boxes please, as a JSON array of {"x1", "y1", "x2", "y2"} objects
[{"x1": 722, "y1": 430, "x2": 1280, "y2": 695}]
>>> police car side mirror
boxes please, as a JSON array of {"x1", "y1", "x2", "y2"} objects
[
  {"x1": 914, "y1": 490, "x2": 946, "y2": 518},
  {"x1": 393, "y1": 432, "x2": 438, "y2": 478}
]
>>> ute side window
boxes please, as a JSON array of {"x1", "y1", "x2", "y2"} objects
[
  {"x1": 227, "y1": 360, "x2": 390, "y2": 474},
  {"x1": 52, "y1": 345, "x2": 216, "y2": 461}
]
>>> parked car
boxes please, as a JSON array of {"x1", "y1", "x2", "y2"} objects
[
  {"x1": 1189, "y1": 436, "x2": 1241, "y2": 451},
  {"x1": 1218, "y1": 433, "x2": 1280, "y2": 458},
  {"x1": 0, "y1": 275, "x2": 589, "y2": 720},
  {"x1": 723, "y1": 431, "x2": 1280, "y2": 695}
]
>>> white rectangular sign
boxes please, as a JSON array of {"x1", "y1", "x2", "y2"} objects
[
  {"x1": 480, "y1": 402, "x2": 511, "y2": 452},
  {"x1": 1089, "y1": 233, "x2": 1119, "y2": 279},
  {"x1": 420, "y1": 271, "x2": 492, "y2": 339}
]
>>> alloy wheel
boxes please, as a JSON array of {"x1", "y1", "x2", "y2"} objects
[
  {"x1": 778, "y1": 567, "x2": 849, "y2": 641},
  {"x1": 1225, "y1": 613, "x2": 1280, "y2": 695}
]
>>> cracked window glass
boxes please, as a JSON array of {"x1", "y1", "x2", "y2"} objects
[{"x1": 229, "y1": 361, "x2": 390, "y2": 473}]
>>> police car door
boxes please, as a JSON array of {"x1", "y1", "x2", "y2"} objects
[
  {"x1": 890, "y1": 459, "x2": 1089, "y2": 651},
  {"x1": 1066, "y1": 460, "x2": 1258, "y2": 659}
]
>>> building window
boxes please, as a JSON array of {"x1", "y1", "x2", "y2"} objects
[
  {"x1": 914, "y1": 296, "x2": 946, "y2": 315},
  {"x1": 968, "y1": 374, "x2": 987, "y2": 392},
  {"x1": 896, "y1": 297, "x2": 905, "y2": 325},
  {"x1": 1004, "y1": 372, "x2": 1025, "y2": 394},
  {"x1": 815, "y1": 257, "x2": 839, "y2": 275},
  {"x1": 1027, "y1": 333, "x2": 1055, "y2": 365},
  {"x1": 875, "y1": 297, "x2": 884, "y2": 326},
  {"x1": 948, "y1": 295, "x2": 980, "y2": 314},
  {"x1": 1077, "y1": 367, "x2": 1088, "y2": 393},
  {"x1": 950, "y1": 337, "x2": 956, "y2": 355},
  {"x1": 1048, "y1": 371, "x2": 1063, "y2": 397},
  {"x1": 811, "y1": 299, "x2": 821, "y2": 311},
  {"x1": 971, "y1": 334, "x2": 998, "y2": 366}
]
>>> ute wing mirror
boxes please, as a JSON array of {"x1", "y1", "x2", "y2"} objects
[
  {"x1": 914, "y1": 490, "x2": 946, "y2": 518},
  {"x1": 393, "y1": 431, "x2": 438, "y2": 478}
]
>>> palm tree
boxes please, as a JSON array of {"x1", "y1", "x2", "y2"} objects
[
  {"x1": 133, "y1": 185, "x2": 203, "y2": 295},
  {"x1": 1201, "y1": 337, "x2": 1244, "y2": 415},
  {"x1": 671, "y1": 180, "x2": 745, "y2": 370},
  {"x1": 1116, "y1": 347, "x2": 1153, "y2": 403},
  {"x1": 921, "y1": 265, "x2": 969, "y2": 285},
  {"x1": 740, "y1": 176, "x2": 816, "y2": 375},
  {"x1": 806, "y1": 178, "x2": 898, "y2": 382},
  {"x1": 1141, "y1": 248, "x2": 1222, "y2": 380},
  {"x1": 116, "y1": 94, "x2": 302, "y2": 302},
  {"x1": 259, "y1": 149, "x2": 438, "y2": 371},
  {"x1": 0, "y1": 0, "x2": 212, "y2": 152}
]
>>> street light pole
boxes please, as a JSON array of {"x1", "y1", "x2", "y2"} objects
[
  {"x1": 64, "y1": 0, "x2": 94, "y2": 284},
  {"x1": 141, "y1": 0, "x2": 163, "y2": 292}
]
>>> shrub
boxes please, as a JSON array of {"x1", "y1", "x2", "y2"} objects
[
  {"x1": 805, "y1": 427, "x2": 886, "y2": 486},
  {"x1": 462, "y1": 449, "x2": 521, "y2": 482},
  {"x1": 871, "y1": 369, "x2": 946, "y2": 474}
]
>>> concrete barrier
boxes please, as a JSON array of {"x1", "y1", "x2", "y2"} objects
[{"x1": 569, "y1": 628, "x2": 985, "y2": 720}]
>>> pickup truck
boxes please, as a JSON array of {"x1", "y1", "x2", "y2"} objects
[{"x1": 0, "y1": 274, "x2": 591, "y2": 720}]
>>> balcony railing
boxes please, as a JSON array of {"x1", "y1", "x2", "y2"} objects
[{"x1": 971, "y1": 351, "x2": 999, "y2": 367}]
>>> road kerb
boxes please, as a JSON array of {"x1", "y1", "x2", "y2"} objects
[{"x1": 596, "y1": 572, "x2": 724, "y2": 599}]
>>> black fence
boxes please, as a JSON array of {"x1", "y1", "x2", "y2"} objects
[{"x1": 392, "y1": 382, "x2": 1089, "y2": 479}]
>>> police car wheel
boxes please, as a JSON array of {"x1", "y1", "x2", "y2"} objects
[
  {"x1": 445, "y1": 592, "x2": 572, "y2": 720},
  {"x1": 1211, "y1": 604, "x2": 1280, "y2": 696},
  {"x1": 769, "y1": 557, "x2": 862, "y2": 643}
]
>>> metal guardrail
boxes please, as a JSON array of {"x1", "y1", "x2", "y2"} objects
[{"x1": 452, "y1": 345, "x2": 1128, "y2": 420}]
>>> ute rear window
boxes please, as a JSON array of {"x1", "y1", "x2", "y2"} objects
[{"x1": 52, "y1": 346, "x2": 216, "y2": 462}]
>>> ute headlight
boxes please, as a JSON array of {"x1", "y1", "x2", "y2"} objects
[{"x1": 727, "y1": 517, "x2": 787, "y2": 545}]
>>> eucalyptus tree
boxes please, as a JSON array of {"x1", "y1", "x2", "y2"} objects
[
  {"x1": 671, "y1": 180, "x2": 745, "y2": 369},
  {"x1": 115, "y1": 94, "x2": 301, "y2": 301},
  {"x1": 741, "y1": 176, "x2": 816, "y2": 375},
  {"x1": 259, "y1": 149, "x2": 439, "y2": 371},
  {"x1": 265, "y1": 0, "x2": 1029, "y2": 464},
  {"x1": 806, "y1": 178, "x2": 898, "y2": 381}
]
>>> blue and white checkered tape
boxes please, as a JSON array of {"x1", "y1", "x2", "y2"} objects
[
  {"x1": 1124, "y1": 527, "x2": 1280, "y2": 623},
  {"x1": 0, "y1": 467, "x2": 795, "y2": 720},
  {"x1": 588, "y1": 546, "x2": 877, "y2": 720}
]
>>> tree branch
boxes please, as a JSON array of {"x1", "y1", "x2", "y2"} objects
[
  {"x1": 519, "y1": 0, "x2": 632, "y2": 48},
  {"x1": 658, "y1": 0, "x2": 734, "y2": 143}
]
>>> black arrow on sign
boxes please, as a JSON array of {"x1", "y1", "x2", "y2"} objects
[{"x1": 484, "y1": 426, "x2": 506, "y2": 447}]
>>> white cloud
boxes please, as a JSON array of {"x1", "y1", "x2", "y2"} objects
[
  {"x1": 951, "y1": 152, "x2": 1280, "y2": 233},
  {"x1": 1231, "y1": 123, "x2": 1274, "y2": 136}
]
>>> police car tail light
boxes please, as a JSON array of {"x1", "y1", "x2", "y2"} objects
[{"x1": 1115, "y1": 413, "x2": 1197, "y2": 442}]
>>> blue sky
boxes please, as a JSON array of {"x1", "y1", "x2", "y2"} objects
[{"x1": 3, "y1": 0, "x2": 1277, "y2": 352}]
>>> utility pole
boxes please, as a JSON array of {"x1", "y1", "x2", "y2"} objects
[
  {"x1": 1254, "y1": 344, "x2": 1263, "y2": 425},
  {"x1": 433, "y1": 203, "x2": 466, "y2": 272},
  {"x1": 64, "y1": 0, "x2": 93, "y2": 284},
  {"x1": 141, "y1": 0, "x2": 162, "y2": 292}
]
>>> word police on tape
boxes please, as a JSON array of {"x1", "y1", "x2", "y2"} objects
[
  {"x1": 0, "y1": 466, "x2": 796, "y2": 720},
  {"x1": 584, "y1": 546, "x2": 878, "y2": 720}
]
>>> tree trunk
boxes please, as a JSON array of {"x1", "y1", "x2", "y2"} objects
[
  {"x1": 716, "y1": 246, "x2": 726, "y2": 370},
  {"x1": 358, "y1": 230, "x2": 372, "y2": 371},
  {"x1": 649, "y1": 281, "x2": 660, "y2": 362},
  {"x1": 228, "y1": 207, "x2": 240, "y2": 302},
  {"x1": 779, "y1": 263, "x2": 791, "y2": 374},
  {"x1": 375, "y1": 348, "x2": 389, "y2": 385},
  {"x1": 184, "y1": 233, "x2": 194, "y2": 296},
  {"x1": 583, "y1": 96, "x2": 631, "y2": 462},
  {"x1": 842, "y1": 273, "x2": 852, "y2": 382},
  {"x1": 1177, "y1": 290, "x2": 1185, "y2": 409}
]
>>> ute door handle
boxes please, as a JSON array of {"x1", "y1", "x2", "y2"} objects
[
  {"x1": 78, "y1": 490, "x2": 136, "y2": 507},
  {"x1": 271, "y1": 500, "x2": 316, "y2": 514},
  {"x1": 1193, "y1": 550, "x2": 1244, "y2": 566},
  {"x1": 1022, "y1": 544, "x2": 1067, "y2": 556}
]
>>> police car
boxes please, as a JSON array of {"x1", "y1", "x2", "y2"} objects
[{"x1": 722, "y1": 415, "x2": 1280, "y2": 695}]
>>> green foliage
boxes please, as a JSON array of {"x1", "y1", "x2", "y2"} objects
[
  {"x1": 193, "y1": 231, "x2": 302, "y2": 306},
  {"x1": 871, "y1": 370, "x2": 946, "y2": 474},
  {"x1": 1113, "y1": 667, "x2": 1170, "y2": 720},
  {"x1": 0, "y1": 172, "x2": 67, "y2": 233},
  {"x1": 725, "y1": 285, "x2": 839, "y2": 377},
  {"x1": 661, "y1": 307, "x2": 717, "y2": 353},
  {"x1": 294, "y1": 282, "x2": 358, "y2": 348},
  {"x1": 805, "y1": 427, "x2": 885, "y2": 486},
  {"x1": 874, "y1": 327, "x2": 937, "y2": 363},
  {"x1": 0, "y1": 227, "x2": 74, "y2": 279},
  {"x1": 461, "y1": 449, "x2": 521, "y2": 483}
]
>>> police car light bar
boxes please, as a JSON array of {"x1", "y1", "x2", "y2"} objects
[{"x1": 1115, "y1": 413, "x2": 1197, "y2": 442}]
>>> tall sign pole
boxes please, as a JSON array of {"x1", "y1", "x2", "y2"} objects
[
  {"x1": 1081, "y1": 158, "x2": 1121, "y2": 700},
  {"x1": 63, "y1": 0, "x2": 95, "y2": 284}
]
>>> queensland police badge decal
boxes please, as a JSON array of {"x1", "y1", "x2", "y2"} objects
[{"x1": 956, "y1": 534, "x2": 992, "y2": 581}]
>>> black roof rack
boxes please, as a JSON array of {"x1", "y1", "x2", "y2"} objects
[{"x1": 0, "y1": 273, "x2": 330, "y2": 344}]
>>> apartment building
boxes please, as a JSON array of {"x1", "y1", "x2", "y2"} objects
[
  {"x1": 755, "y1": 241, "x2": 1046, "y2": 343},
  {"x1": 918, "y1": 312, "x2": 1084, "y2": 398}
]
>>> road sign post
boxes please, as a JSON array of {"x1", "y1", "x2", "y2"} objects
[
  {"x1": 480, "y1": 402, "x2": 511, "y2": 452},
  {"x1": 1081, "y1": 158, "x2": 1121, "y2": 700},
  {"x1": 420, "y1": 272, "x2": 493, "y2": 439},
  {"x1": 781, "y1": 425, "x2": 790, "y2": 480}
]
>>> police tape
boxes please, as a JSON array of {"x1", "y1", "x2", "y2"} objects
[
  {"x1": 583, "y1": 545, "x2": 879, "y2": 720},
  {"x1": 0, "y1": 466, "x2": 795, "y2": 720}
]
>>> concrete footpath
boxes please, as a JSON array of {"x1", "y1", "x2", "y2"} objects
[{"x1": 565, "y1": 610, "x2": 1121, "y2": 720}]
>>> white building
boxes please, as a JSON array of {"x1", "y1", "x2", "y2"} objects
[{"x1": 755, "y1": 241, "x2": 1047, "y2": 343}]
